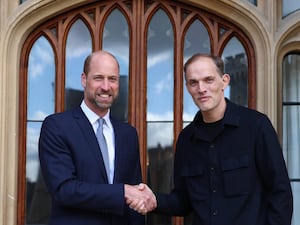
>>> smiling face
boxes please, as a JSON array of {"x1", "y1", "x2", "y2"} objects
[
  {"x1": 81, "y1": 52, "x2": 119, "y2": 117},
  {"x1": 185, "y1": 56, "x2": 230, "y2": 122}
]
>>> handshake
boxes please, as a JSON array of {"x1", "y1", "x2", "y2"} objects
[{"x1": 125, "y1": 183, "x2": 157, "y2": 215}]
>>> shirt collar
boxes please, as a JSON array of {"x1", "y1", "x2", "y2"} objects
[
  {"x1": 222, "y1": 98, "x2": 240, "y2": 127},
  {"x1": 80, "y1": 100, "x2": 111, "y2": 126},
  {"x1": 193, "y1": 98, "x2": 240, "y2": 127}
]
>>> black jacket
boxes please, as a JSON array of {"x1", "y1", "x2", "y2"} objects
[{"x1": 156, "y1": 99, "x2": 293, "y2": 225}]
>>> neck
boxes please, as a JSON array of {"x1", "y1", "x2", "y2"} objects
[{"x1": 202, "y1": 99, "x2": 226, "y2": 123}]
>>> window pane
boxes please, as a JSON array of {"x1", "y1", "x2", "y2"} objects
[
  {"x1": 26, "y1": 124, "x2": 41, "y2": 186},
  {"x1": 183, "y1": 19, "x2": 210, "y2": 122},
  {"x1": 147, "y1": 122, "x2": 174, "y2": 149},
  {"x1": 282, "y1": 55, "x2": 300, "y2": 181},
  {"x1": 282, "y1": 53, "x2": 300, "y2": 225},
  {"x1": 65, "y1": 19, "x2": 92, "y2": 110},
  {"x1": 283, "y1": 0, "x2": 300, "y2": 17},
  {"x1": 222, "y1": 36, "x2": 248, "y2": 107},
  {"x1": 146, "y1": 9, "x2": 174, "y2": 225},
  {"x1": 147, "y1": 122, "x2": 173, "y2": 225},
  {"x1": 283, "y1": 105, "x2": 300, "y2": 179},
  {"x1": 247, "y1": 0, "x2": 257, "y2": 5},
  {"x1": 291, "y1": 182, "x2": 300, "y2": 225},
  {"x1": 282, "y1": 54, "x2": 300, "y2": 102},
  {"x1": 28, "y1": 36, "x2": 55, "y2": 120},
  {"x1": 183, "y1": 20, "x2": 210, "y2": 62},
  {"x1": 26, "y1": 122, "x2": 51, "y2": 224},
  {"x1": 147, "y1": 10, "x2": 174, "y2": 121},
  {"x1": 26, "y1": 36, "x2": 55, "y2": 224},
  {"x1": 103, "y1": 9, "x2": 129, "y2": 121}
]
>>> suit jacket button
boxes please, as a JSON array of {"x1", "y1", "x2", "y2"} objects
[{"x1": 212, "y1": 210, "x2": 218, "y2": 216}]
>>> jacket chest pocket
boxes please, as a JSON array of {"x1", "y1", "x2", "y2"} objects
[
  {"x1": 181, "y1": 164, "x2": 209, "y2": 200},
  {"x1": 221, "y1": 155, "x2": 250, "y2": 196}
]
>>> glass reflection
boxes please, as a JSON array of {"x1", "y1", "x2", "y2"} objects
[
  {"x1": 103, "y1": 9, "x2": 129, "y2": 121},
  {"x1": 291, "y1": 182, "x2": 300, "y2": 225},
  {"x1": 282, "y1": 54, "x2": 300, "y2": 225},
  {"x1": 26, "y1": 122, "x2": 51, "y2": 224},
  {"x1": 283, "y1": 105, "x2": 300, "y2": 179},
  {"x1": 65, "y1": 19, "x2": 92, "y2": 110},
  {"x1": 282, "y1": 54, "x2": 300, "y2": 176},
  {"x1": 183, "y1": 19, "x2": 210, "y2": 122},
  {"x1": 27, "y1": 36, "x2": 55, "y2": 224},
  {"x1": 147, "y1": 9, "x2": 174, "y2": 121},
  {"x1": 147, "y1": 123, "x2": 173, "y2": 225},
  {"x1": 146, "y1": 9, "x2": 174, "y2": 225},
  {"x1": 282, "y1": 54, "x2": 300, "y2": 102},
  {"x1": 28, "y1": 36, "x2": 55, "y2": 120},
  {"x1": 283, "y1": 0, "x2": 300, "y2": 17},
  {"x1": 183, "y1": 20, "x2": 210, "y2": 62},
  {"x1": 247, "y1": 0, "x2": 257, "y2": 5},
  {"x1": 222, "y1": 36, "x2": 248, "y2": 107}
]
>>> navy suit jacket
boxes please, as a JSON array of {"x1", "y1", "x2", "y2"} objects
[{"x1": 39, "y1": 106, "x2": 144, "y2": 225}]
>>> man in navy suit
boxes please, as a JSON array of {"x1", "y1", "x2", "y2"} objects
[
  {"x1": 131, "y1": 54, "x2": 293, "y2": 225},
  {"x1": 39, "y1": 50, "x2": 156, "y2": 225}
]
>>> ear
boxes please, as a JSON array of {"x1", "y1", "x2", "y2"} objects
[
  {"x1": 81, "y1": 73, "x2": 87, "y2": 88},
  {"x1": 222, "y1": 74, "x2": 230, "y2": 89}
]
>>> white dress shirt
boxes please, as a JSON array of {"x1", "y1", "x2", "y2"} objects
[{"x1": 80, "y1": 101, "x2": 115, "y2": 183}]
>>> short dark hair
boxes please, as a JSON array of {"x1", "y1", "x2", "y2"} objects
[
  {"x1": 183, "y1": 53, "x2": 224, "y2": 76},
  {"x1": 83, "y1": 51, "x2": 120, "y2": 74}
]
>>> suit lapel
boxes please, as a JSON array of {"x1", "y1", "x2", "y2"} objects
[
  {"x1": 111, "y1": 119, "x2": 122, "y2": 183},
  {"x1": 72, "y1": 107, "x2": 109, "y2": 183}
]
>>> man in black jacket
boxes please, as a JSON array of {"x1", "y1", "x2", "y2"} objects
[{"x1": 130, "y1": 54, "x2": 293, "y2": 225}]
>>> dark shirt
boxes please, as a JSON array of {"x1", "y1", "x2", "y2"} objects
[{"x1": 156, "y1": 99, "x2": 293, "y2": 225}]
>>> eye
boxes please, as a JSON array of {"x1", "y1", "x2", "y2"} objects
[
  {"x1": 93, "y1": 75, "x2": 103, "y2": 81},
  {"x1": 205, "y1": 77, "x2": 214, "y2": 83},
  {"x1": 187, "y1": 80, "x2": 198, "y2": 87},
  {"x1": 109, "y1": 76, "x2": 119, "y2": 83}
]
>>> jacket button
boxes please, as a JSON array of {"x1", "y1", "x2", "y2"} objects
[{"x1": 212, "y1": 210, "x2": 218, "y2": 216}]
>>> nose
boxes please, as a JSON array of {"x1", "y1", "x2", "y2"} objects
[
  {"x1": 197, "y1": 81, "x2": 206, "y2": 93},
  {"x1": 100, "y1": 78, "x2": 110, "y2": 91}
]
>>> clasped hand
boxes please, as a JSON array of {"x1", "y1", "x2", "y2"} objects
[{"x1": 124, "y1": 183, "x2": 157, "y2": 215}]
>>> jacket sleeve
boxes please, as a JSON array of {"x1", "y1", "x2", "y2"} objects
[
  {"x1": 155, "y1": 131, "x2": 193, "y2": 216},
  {"x1": 254, "y1": 115, "x2": 293, "y2": 225},
  {"x1": 126, "y1": 128, "x2": 145, "y2": 225}
]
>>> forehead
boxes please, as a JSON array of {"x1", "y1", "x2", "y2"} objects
[
  {"x1": 186, "y1": 57, "x2": 218, "y2": 77},
  {"x1": 89, "y1": 54, "x2": 119, "y2": 74}
]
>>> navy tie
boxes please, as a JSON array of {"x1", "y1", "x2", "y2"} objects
[{"x1": 96, "y1": 118, "x2": 110, "y2": 182}]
